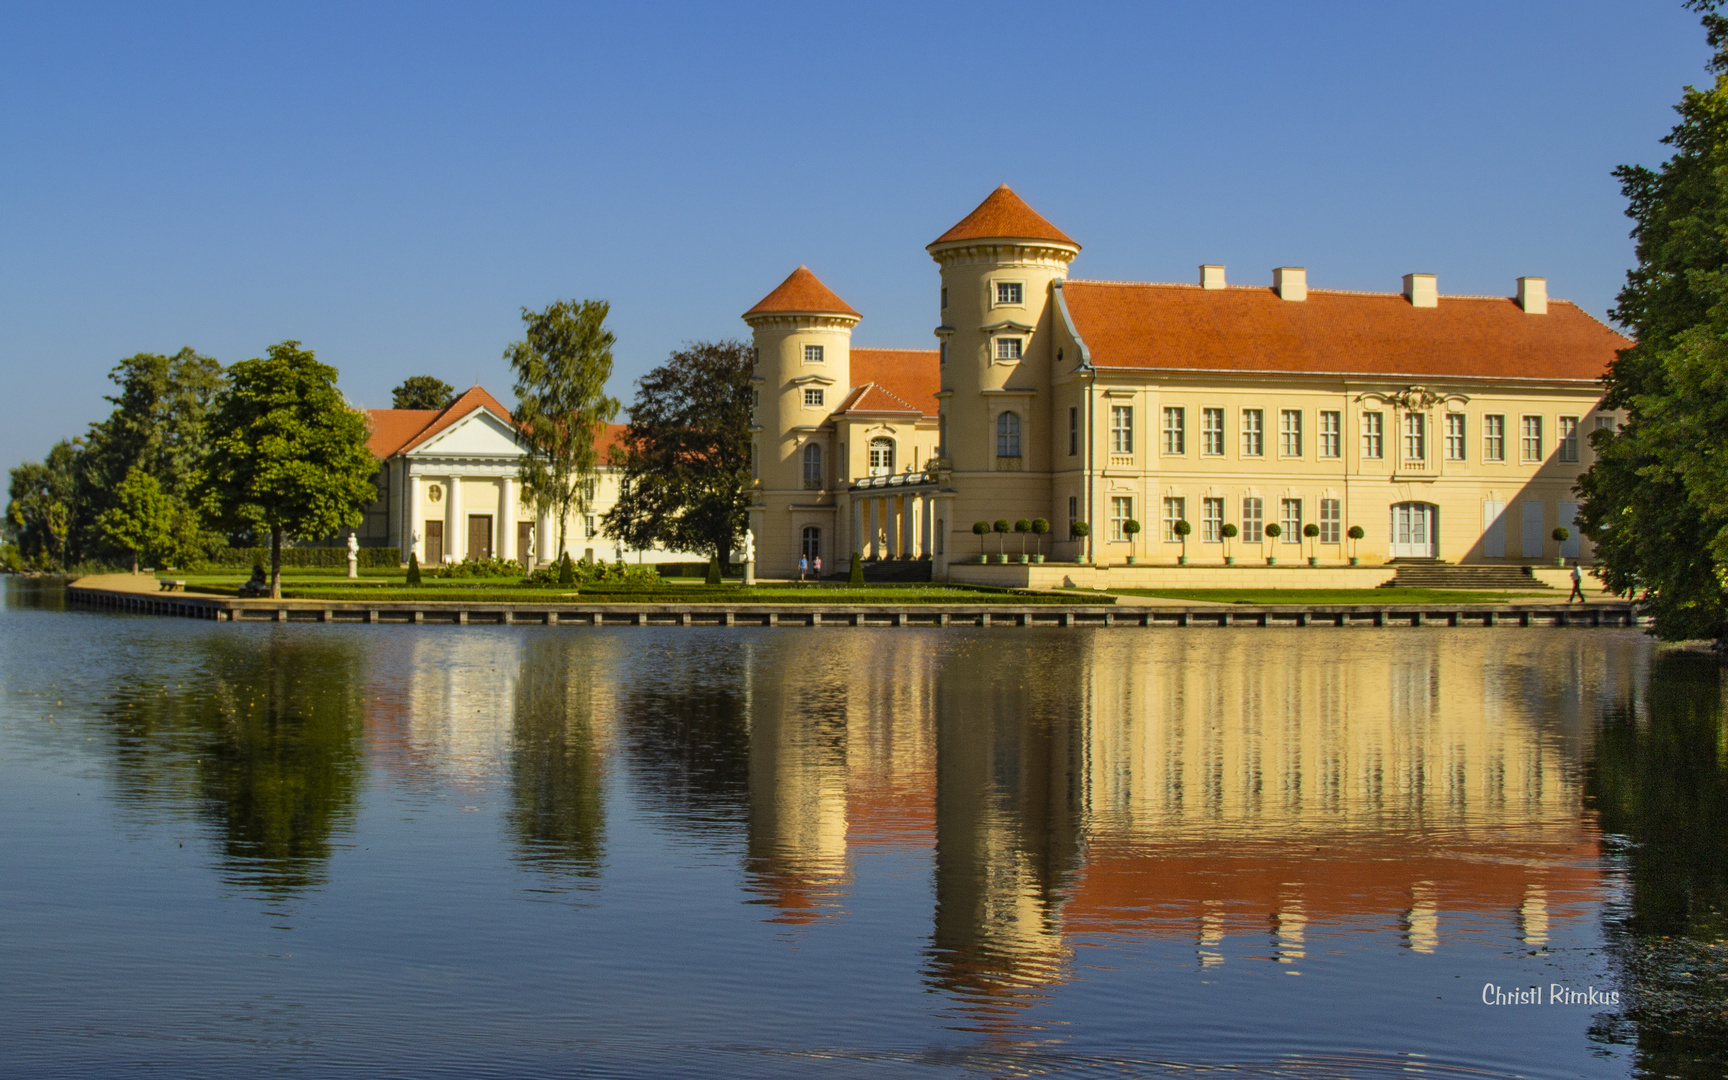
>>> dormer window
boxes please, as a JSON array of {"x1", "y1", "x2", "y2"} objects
[
  {"x1": 996, "y1": 338, "x2": 1023, "y2": 361},
  {"x1": 804, "y1": 344, "x2": 824, "y2": 364},
  {"x1": 996, "y1": 282, "x2": 1023, "y2": 305}
]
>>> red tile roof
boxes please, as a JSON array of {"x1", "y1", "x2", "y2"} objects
[
  {"x1": 845, "y1": 348, "x2": 939, "y2": 417},
  {"x1": 930, "y1": 184, "x2": 1078, "y2": 249},
  {"x1": 1060, "y1": 282, "x2": 1629, "y2": 382},
  {"x1": 744, "y1": 265, "x2": 860, "y2": 318},
  {"x1": 366, "y1": 389, "x2": 627, "y2": 460}
]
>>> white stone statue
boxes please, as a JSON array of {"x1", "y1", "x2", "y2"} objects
[{"x1": 346, "y1": 531, "x2": 359, "y2": 578}]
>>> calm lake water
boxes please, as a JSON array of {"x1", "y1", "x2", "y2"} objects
[{"x1": 2, "y1": 581, "x2": 1724, "y2": 1079}]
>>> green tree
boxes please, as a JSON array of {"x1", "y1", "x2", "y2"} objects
[
  {"x1": 202, "y1": 341, "x2": 379, "y2": 598},
  {"x1": 76, "y1": 348, "x2": 223, "y2": 564},
  {"x1": 602, "y1": 341, "x2": 753, "y2": 566},
  {"x1": 1578, "y1": 2, "x2": 1728, "y2": 641},
  {"x1": 391, "y1": 375, "x2": 455, "y2": 411},
  {"x1": 97, "y1": 467, "x2": 175, "y2": 573},
  {"x1": 506, "y1": 300, "x2": 620, "y2": 563},
  {"x1": 5, "y1": 440, "x2": 79, "y2": 569}
]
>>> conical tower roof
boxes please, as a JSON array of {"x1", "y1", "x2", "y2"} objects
[
  {"x1": 743, "y1": 266, "x2": 861, "y2": 319},
  {"x1": 929, "y1": 184, "x2": 1078, "y2": 248}
]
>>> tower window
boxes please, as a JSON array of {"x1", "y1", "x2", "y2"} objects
[
  {"x1": 804, "y1": 388, "x2": 824, "y2": 407},
  {"x1": 802, "y1": 443, "x2": 823, "y2": 489},
  {"x1": 996, "y1": 412, "x2": 1022, "y2": 458},
  {"x1": 996, "y1": 338, "x2": 1023, "y2": 361},
  {"x1": 941, "y1": 287, "x2": 948, "y2": 309},
  {"x1": 996, "y1": 282, "x2": 1023, "y2": 305},
  {"x1": 804, "y1": 344, "x2": 824, "y2": 364}
]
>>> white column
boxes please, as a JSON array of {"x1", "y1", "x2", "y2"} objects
[
  {"x1": 446, "y1": 475, "x2": 462, "y2": 561},
  {"x1": 408, "y1": 473, "x2": 424, "y2": 562},
  {"x1": 497, "y1": 477, "x2": 514, "y2": 563},
  {"x1": 866, "y1": 500, "x2": 878, "y2": 560}
]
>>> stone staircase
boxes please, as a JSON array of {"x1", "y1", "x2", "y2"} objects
[{"x1": 1381, "y1": 562, "x2": 1552, "y2": 590}]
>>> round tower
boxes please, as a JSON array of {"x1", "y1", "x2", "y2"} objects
[{"x1": 742, "y1": 266, "x2": 860, "y2": 576}]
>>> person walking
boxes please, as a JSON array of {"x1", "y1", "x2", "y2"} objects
[
  {"x1": 799, "y1": 554, "x2": 808, "y2": 582},
  {"x1": 1568, "y1": 561, "x2": 1585, "y2": 603},
  {"x1": 813, "y1": 555, "x2": 822, "y2": 580}
]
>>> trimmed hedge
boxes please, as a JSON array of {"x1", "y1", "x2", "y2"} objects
[{"x1": 198, "y1": 546, "x2": 402, "y2": 569}]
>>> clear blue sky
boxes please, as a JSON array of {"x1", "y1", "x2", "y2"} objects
[{"x1": 0, "y1": 1, "x2": 1710, "y2": 478}]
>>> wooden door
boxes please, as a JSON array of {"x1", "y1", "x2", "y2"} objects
[
  {"x1": 425, "y1": 520, "x2": 443, "y2": 564},
  {"x1": 517, "y1": 522, "x2": 534, "y2": 568},
  {"x1": 468, "y1": 515, "x2": 493, "y2": 561}
]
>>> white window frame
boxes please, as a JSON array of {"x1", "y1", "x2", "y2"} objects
[
  {"x1": 1241, "y1": 497, "x2": 1264, "y2": 543},
  {"x1": 1484, "y1": 414, "x2": 1506, "y2": 461},
  {"x1": 1162, "y1": 406, "x2": 1185, "y2": 455},
  {"x1": 994, "y1": 281, "x2": 1024, "y2": 306},
  {"x1": 1362, "y1": 411, "x2": 1384, "y2": 460},
  {"x1": 1319, "y1": 498, "x2": 1341, "y2": 544},
  {"x1": 1201, "y1": 497, "x2": 1224, "y2": 543},
  {"x1": 996, "y1": 411, "x2": 1022, "y2": 458},
  {"x1": 1279, "y1": 409, "x2": 1302, "y2": 457},
  {"x1": 1319, "y1": 410, "x2": 1341, "y2": 458},
  {"x1": 802, "y1": 443, "x2": 823, "y2": 489},
  {"x1": 995, "y1": 337, "x2": 1023, "y2": 361},
  {"x1": 1162, "y1": 497, "x2": 1185, "y2": 542},
  {"x1": 1279, "y1": 499, "x2": 1302, "y2": 543},
  {"x1": 1201, "y1": 408, "x2": 1225, "y2": 456},
  {"x1": 1445, "y1": 413, "x2": 1465, "y2": 461},
  {"x1": 804, "y1": 344, "x2": 824, "y2": 364},
  {"x1": 1403, "y1": 412, "x2": 1426, "y2": 461},
  {"x1": 1521, "y1": 415, "x2": 1543, "y2": 462},
  {"x1": 1110, "y1": 496, "x2": 1134, "y2": 542},
  {"x1": 1111, "y1": 405, "x2": 1134, "y2": 454},
  {"x1": 1558, "y1": 415, "x2": 1580, "y2": 463},
  {"x1": 1241, "y1": 409, "x2": 1264, "y2": 457},
  {"x1": 803, "y1": 388, "x2": 824, "y2": 408}
]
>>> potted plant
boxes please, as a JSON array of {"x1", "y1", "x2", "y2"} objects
[
  {"x1": 1264, "y1": 522, "x2": 1282, "y2": 564},
  {"x1": 1347, "y1": 525, "x2": 1365, "y2": 565},
  {"x1": 1123, "y1": 518, "x2": 1141, "y2": 564},
  {"x1": 1303, "y1": 522, "x2": 1320, "y2": 565},
  {"x1": 993, "y1": 519, "x2": 1011, "y2": 563},
  {"x1": 1014, "y1": 518, "x2": 1031, "y2": 563},
  {"x1": 1221, "y1": 522, "x2": 1238, "y2": 565},
  {"x1": 1174, "y1": 519, "x2": 1191, "y2": 565},
  {"x1": 1070, "y1": 520, "x2": 1091, "y2": 564},
  {"x1": 1030, "y1": 518, "x2": 1049, "y2": 562},
  {"x1": 972, "y1": 521, "x2": 989, "y2": 563},
  {"x1": 1551, "y1": 526, "x2": 1570, "y2": 567}
]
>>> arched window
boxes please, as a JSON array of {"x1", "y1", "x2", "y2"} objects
[
  {"x1": 868, "y1": 437, "x2": 895, "y2": 476},
  {"x1": 996, "y1": 412, "x2": 1022, "y2": 458},
  {"x1": 802, "y1": 526, "x2": 821, "y2": 562},
  {"x1": 802, "y1": 443, "x2": 823, "y2": 490}
]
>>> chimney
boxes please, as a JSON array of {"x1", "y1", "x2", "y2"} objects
[
  {"x1": 1272, "y1": 266, "x2": 1307, "y2": 301},
  {"x1": 1199, "y1": 264, "x2": 1227, "y2": 290},
  {"x1": 1403, "y1": 273, "x2": 1438, "y2": 308},
  {"x1": 1516, "y1": 276, "x2": 1547, "y2": 314}
]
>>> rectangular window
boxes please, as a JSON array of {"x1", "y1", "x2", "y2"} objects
[
  {"x1": 585, "y1": 515, "x2": 596, "y2": 539},
  {"x1": 1362, "y1": 412, "x2": 1384, "y2": 459},
  {"x1": 1279, "y1": 499, "x2": 1302, "y2": 542},
  {"x1": 804, "y1": 344, "x2": 824, "y2": 364},
  {"x1": 1241, "y1": 497, "x2": 1264, "y2": 543},
  {"x1": 996, "y1": 338, "x2": 1023, "y2": 361},
  {"x1": 939, "y1": 342, "x2": 946, "y2": 365},
  {"x1": 1241, "y1": 409, "x2": 1264, "y2": 456},
  {"x1": 996, "y1": 282, "x2": 1023, "y2": 305},
  {"x1": 1403, "y1": 412, "x2": 1425, "y2": 460},
  {"x1": 1110, "y1": 496, "x2": 1134, "y2": 541},
  {"x1": 1162, "y1": 406, "x2": 1185, "y2": 454},
  {"x1": 1068, "y1": 406, "x2": 1078, "y2": 456},
  {"x1": 941, "y1": 287, "x2": 948, "y2": 309},
  {"x1": 1594, "y1": 415, "x2": 1614, "y2": 433},
  {"x1": 1111, "y1": 405, "x2": 1134, "y2": 454},
  {"x1": 1279, "y1": 409, "x2": 1302, "y2": 457},
  {"x1": 804, "y1": 388, "x2": 824, "y2": 407},
  {"x1": 1162, "y1": 497, "x2": 1186, "y2": 542},
  {"x1": 1521, "y1": 415, "x2": 1543, "y2": 461},
  {"x1": 1068, "y1": 495, "x2": 1078, "y2": 538},
  {"x1": 1202, "y1": 497, "x2": 1224, "y2": 543},
  {"x1": 1319, "y1": 411, "x2": 1341, "y2": 458},
  {"x1": 1483, "y1": 414, "x2": 1506, "y2": 461},
  {"x1": 1445, "y1": 414, "x2": 1465, "y2": 461},
  {"x1": 1202, "y1": 408, "x2": 1225, "y2": 455},
  {"x1": 1319, "y1": 498, "x2": 1341, "y2": 544},
  {"x1": 1558, "y1": 416, "x2": 1580, "y2": 462}
]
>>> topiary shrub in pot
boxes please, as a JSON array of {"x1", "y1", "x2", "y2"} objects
[
  {"x1": 1030, "y1": 518, "x2": 1049, "y2": 563},
  {"x1": 1264, "y1": 522, "x2": 1282, "y2": 564},
  {"x1": 992, "y1": 519, "x2": 1011, "y2": 563},
  {"x1": 1070, "y1": 520, "x2": 1091, "y2": 565},
  {"x1": 1346, "y1": 525, "x2": 1365, "y2": 565},
  {"x1": 972, "y1": 521, "x2": 990, "y2": 563},
  {"x1": 1303, "y1": 522, "x2": 1320, "y2": 565},
  {"x1": 1221, "y1": 522, "x2": 1238, "y2": 565},
  {"x1": 1014, "y1": 518, "x2": 1031, "y2": 564},
  {"x1": 1551, "y1": 526, "x2": 1570, "y2": 567},
  {"x1": 1174, "y1": 519, "x2": 1191, "y2": 565},
  {"x1": 1123, "y1": 518, "x2": 1141, "y2": 565}
]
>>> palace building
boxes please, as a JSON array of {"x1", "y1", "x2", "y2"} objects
[{"x1": 744, "y1": 185, "x2": 1630, "y2": 581}]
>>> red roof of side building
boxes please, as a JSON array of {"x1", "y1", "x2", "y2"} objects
[
  {"x1": 744, "y1": 266, "x2": 861, "y2": 319},
  {"x1": 366, "y1": 387, "x2": 628, "y2": 459},
  {"x1": 842, "y1": 348, "x2": 939, "y2": 418},
  {"x1": 1059, "y1": 281, "x2": 1629, "y2": 382},
  {"x1": 929, "y1": 184, "x2": 1078, "y2": 249}
]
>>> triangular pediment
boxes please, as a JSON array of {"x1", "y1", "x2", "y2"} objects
[{"x1": 410, "y1": 408, "x2": 522, "y2": 458}]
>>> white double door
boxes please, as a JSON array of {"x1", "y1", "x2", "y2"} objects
[{"x1": 1389, "y1": 502, "x2": 1438, "y2": 558}]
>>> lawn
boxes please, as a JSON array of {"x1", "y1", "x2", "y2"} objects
[{"x1": 1092, "y1": 587, "x2": 1559, "y2": 605}]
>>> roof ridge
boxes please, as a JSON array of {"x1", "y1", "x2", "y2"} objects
[
  {"x1": 851, "y1": 346, "x2": 939, "y2": 353},
  {"x1": 1068, "y1": 279, "x2": 1582, "y2": 304}
]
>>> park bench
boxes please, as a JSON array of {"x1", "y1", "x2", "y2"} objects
[{"x1": 158, "y1": 579, "x2": 186, "y2": 592}]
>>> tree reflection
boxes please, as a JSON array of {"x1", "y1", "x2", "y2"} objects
[
  {"x1": 1587, "y1": 649, "x2": 1728, "y2": 1077},
  {"x1": 102, "y1": 632, "x2": 364, "y2": 896},
  {"x1": 617, "y1": 649, "x2": 752, "y2": 843},
  {"x1": 507, "y1": 637, "x2": 608, "y2": 884}
]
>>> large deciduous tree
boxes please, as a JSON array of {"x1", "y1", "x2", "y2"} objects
[
  {"x1": 6, "y1": 440, "x2": 79, "y2": 569},
  {"x1": 391, "y1": 376, "x2": 455, "y2": 411},
  {"x1": 202, "y1": 341, "x2": 379, "y2": 598},
  {"x1": 97, "y1": 468, "x2": 175, "y2": 574},
  {"x1": 602, "y1": 340, "x2": 753, "y2": 566},
  {"x1": 1578, "y1": 1, "x2": 1728, "y2": 641},
  {"x1": 505, "y1": 300, "x2": 620, "y2": 562}
]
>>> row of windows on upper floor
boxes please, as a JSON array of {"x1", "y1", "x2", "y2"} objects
[
  {"x1": 991, "y1": 406, "x2": 1609, "y2": 464},
  {"x1": 939, "y1": 283, "x2": 1024, "y2": 310}
]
